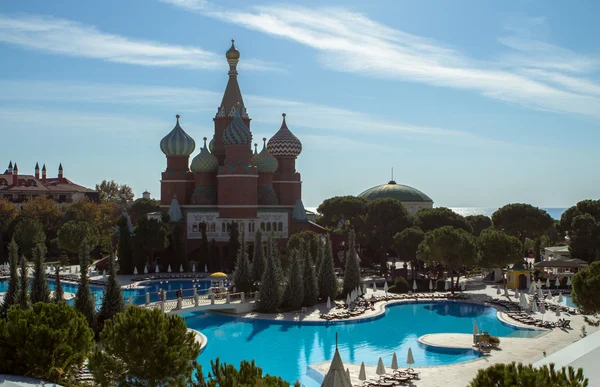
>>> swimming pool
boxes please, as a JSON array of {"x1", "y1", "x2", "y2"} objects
[
  {"x1": 561, "y1": 295, "x2": 577, "y2": 308},
  {"x1": 185, "y1": 301, "x2": 541, "y2": 386},
  {"x1": 0, "y1": 278, "x2": 211, "y2": 307}
]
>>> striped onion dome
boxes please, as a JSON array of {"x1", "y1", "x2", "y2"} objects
[
  {"x1": 255, "y1": 138, "x2": 279, "y2": 173},
  {"x1": 223, "y1": 103, "x2": 252, "y2": 145},
  {"x1": 267, "y1": 113, "x2": 302, "y2": 158},
  {"x1": 251, "y1": 143, "x2": 259, "y2": 167},
  {"x1": 191, "y1": 137, "x2": 219, "y2": 173},
  {"x1": 160, "y1": 115, "x2": 196, "y2": 156}
]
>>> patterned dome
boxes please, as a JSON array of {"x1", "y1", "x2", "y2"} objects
[
  {"x1": 223, "y1": 103, "x2": 252, "y2": 145},
  {"x1": 358, "y1": 181, "x2": 433, "y2": 203},
  {"x1": 251, "y1": 143, "x2": 259, "y2": 167},
  {"x1": 209, "y1": 135, "x2": 215, "y2": 153},
  {"x1": 191, "y1": 137, "x2": 219, "y2": 173},
  {"x1": 255, "y1": 138, "x2": 279, "y2": 173},
  {"x1": 267, "y1": 113, "x2": 302, "y2": 158},
  {"x1": 160, "y1": 115, "x2": 196, "y2": 156}
]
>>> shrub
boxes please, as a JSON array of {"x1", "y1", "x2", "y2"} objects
[
  {"x1": 572, "y1": 261, "x2": 600, "y2": 313},
  {"x1": 469, "y1": 362, "x2": 587, "y2": 387},
  {"x1": 389, "y1": 277, "x2": 409, "y2": 294}
]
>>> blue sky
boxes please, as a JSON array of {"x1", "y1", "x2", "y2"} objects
[{"x1": 1, "y1": 0, "x2": 599, "y2": 208}]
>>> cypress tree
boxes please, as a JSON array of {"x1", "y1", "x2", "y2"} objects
[
  {"x1": 283, "y1": 249, "x2": 304, "y2": 309},
  {"x1": 98, "y1": 253, "x2": 125, "y2": 334},
  {"x1": 319, "y1": 237, "x2": 338, "y2": 301},
  {"x1": 53, "y1": 264, "x2": 64, "y2": 303},
  {"x1": 117, "y1": 215, "x2": 134, "y2": 275},
  {"x1": 258, "y1": 237, "x2": 283, "y2": 312},
  {"x1": 75, "y1": 240, "x2": 96, "y2": 326},
  {"x1": 30, "y1": 243, "x2": 51, "y2": 304},
  {"x1": 15, "y1": 255, "x2": 30, "y2": 310},
  {"x1": 302, "y1": 242, "x2": 319, "y2": 307},
  {"x1": 251, "y1": 228, "x2": 266, "y2": 284},
  {"x1": 227, "y1": 222, "x2": 240, "y2": 272},
  {"x1": 342, "y1": 230, "x2": 361, "y2": 297},
  {"x1": 315, "y1": 238, "x2": 324, "y2": 284},
  {"x1": 200, "y1": 222, "x2": 209, "y2": 270},
  {"x1": 2, "y1": 239, "x2": 20, "y2": 314},
  {"x1": 232, "y1": 232, "x2": 253, "y2": 293}
]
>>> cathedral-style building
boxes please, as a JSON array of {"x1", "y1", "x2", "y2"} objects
[{"x1": 159, "y1": 40, "x2": 323, "y2": 260}]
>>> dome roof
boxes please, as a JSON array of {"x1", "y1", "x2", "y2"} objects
[
  {"x1": 226, "y1": 39, "x2": 240, "y2": 60},
  {"x1": 251, "y1": 143, "x2": 259, "y2": 167},
  {"x1": 358, "y1": 181, "x2": 433, "y2": 203},
  {"x1": 160, "y1": 115, "x2": 196, "y2": 157},
  {"x1": 267, "y1": 113, "x2": 302, "y2": 158},
  {"x1": 208, "y1": 135, "x2": 215, "y2": 153},
  {"x1": 223, "y1": 103, "x2": 252, "y2": 146},
  {"x1": 255, "y1": 138, "x2": 279, "y2": 173},
  {"x1": 191, "y1": 137, "x2": 219, "y2": 173}
]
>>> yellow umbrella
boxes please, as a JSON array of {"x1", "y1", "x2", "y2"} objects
[{"x1": 210, "y1": 272, "x2": 228, "y2": 279}]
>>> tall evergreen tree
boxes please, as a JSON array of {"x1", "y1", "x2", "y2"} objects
[
  {"x1": 75, "y1": 240, "x2": 95, "y2": 326},
  {"x1": 117, "y1": 215, "x2": 134, "y2": 275},
  {"x1": 200, "y1": 222, "x2": 209, "y2": 270},
  {"x1": 232, "y1": 232, "x2": 253, "y2": 293},
  {"x1": 302, "y1": 242, "x2": 319, "y2": 307},
  {"x1": 98, "y1": 253, "x2": 125, "y2": 334},
  {"x1": 30, "y1": 243, "x2": 51, "y2": 304},
  {"x1": 251, "y1": 228, "x2": 266, "y2": 284},
  {"x1": 283, "y1": 249, "x2": 304, "y2": 309},
  {"x1": 315, "y1": 238, "x2": 324, "y2": 283},
  {"x1": 226, "y1": 222, "x2": 240, "y2": 272},
  {"x1": 258, "y1": 237, "x2": 283, "y2": 312},
  {"x1": 53, "y1": 264, "x2": 64, "y2": 303},
  {"x1": 15, "y1": 256, "x2": 30, "y2": 310},
  {"x1": 2, "y1": 239, "x2": 20, "y2": 314},
  {"x1": 342, "y1": 230, "x2": 361, "y2": 297},
  {"x1": 319, "y1": 237, "x2": 338, "y2": 301}
]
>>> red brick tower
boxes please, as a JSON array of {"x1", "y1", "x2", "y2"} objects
[
  {"x1": 268, "y1": 114, "x2": 303, "y2": 206},
  {"x1": 255, "y1": 137, "x2": 279, "y2": 205},
  {"x1": 160, "y1": 115, "x2": 196, "y2": 205},
  {"x1": 190, "y1": 137, "x2": 219, "y2": 204}
]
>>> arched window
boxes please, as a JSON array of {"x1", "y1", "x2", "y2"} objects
[
  {"x1": 260, "y1": 222, "x2": 265, "y2": 231},
  {"x1": 210, "y1": 223, "x2": 216, "y2": 232},
  {"x1": 278, "y1": 222, "x2": 283, "y2": 232},
  {"x1": 221, "y1": 223, "x2": 226, "y2": 233},
  {"x1": 266, "y1": 222, "x2": 271, "y2": 232},
  {"x1": 272, "y1": 222, "x2": 277, "y2": 232}
]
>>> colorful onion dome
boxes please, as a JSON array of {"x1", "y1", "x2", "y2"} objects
[
  {"x1": 255, "y1": 138, "x2": 279, "y2": 173},
  {"x1": 226, "y1": 39, "x2": 240, "y2": 61},
  {"x1": 209, "y1": 135, "x2": 215, "y2": 153},
  {"x1": 160, "y1": 115, "x2": 196, "y2": 156},
  {"x1": 191, "y1": 137, "x2": 219, "y2": 173},
  {"x1": 251, "y1": 143, "x2": 259, "y2": 167},
  {"x1": 267, "y1": 113, "x2": 302, "y2": 158},
  {"x1": 223, "y1": 103, "x2": 252, "y2": 146}
]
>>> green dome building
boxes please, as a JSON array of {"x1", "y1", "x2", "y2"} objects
[{"x1": 358, "y1": 180, "x2": 433, "y2": 214}]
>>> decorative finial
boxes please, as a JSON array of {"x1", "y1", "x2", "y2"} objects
[
  {"x1": 203, "y1": 137, "x2": 207, "y2": 141},
  {"x1": 231, "y1": 39, "x2": 235, "y2": 44},
  {"x1": 176, "y1": 114, "x2": 180, "y2": 120},
  {"x1": 263, "y1": 137, "x2": 267, "y2": 142},
  {"x1": 282, "y1": 113, "x2": 286, "y2": 118}
]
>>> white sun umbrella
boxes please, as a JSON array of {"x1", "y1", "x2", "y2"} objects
[
  {"x1": 537, "y1": 279, "x2": 542, "y2": 288},
  {"x1": 429, "y1": 280, "x2": 433, "y2": 291},
  {"x1": 346, "y1": 293, "x2": 351, "y2": 305},
  {"x1": 327, "y1": 296, "x2": 332, "y2": 309},
  {"x1": 504, "y1": 287, "x2": 509, "y2": 297},
  {"x1": 558, "y1": 292, "x2": 564, "y2": 303},
  {"x1": 567, "y1": 276, "x2": 572, "y2": 287},
  {"x1": 391, "y1": 352, "x2": 399, "y2": 370},
  {"x1": 444, "y1": 281, "x2": 449, "y2": 291},
  {"x1": 555, "y1": 277, "x2": 560, "y2": 288},
  {"x1": 168, "y1": 264, "x2": 172, "y2": 273},
  {"x1": 179, "y1": 264, "x2": 183, "y2": 273},
  {"x1": 384, "y1": 281, "x2": 389, "y2": 294},
  {"x1": 204, "y1": 264, "x2": 208, "y2": 273},
  {"x1": 372, "y1": 281, "x2": 377, "y2": 292},
  {"x1": 520, "y1": 293, "x2": 527, "y2": 309},
  {"x1": 538, "y1": 287, "x2": 544, "y2": 299},
  {"x1": 192, "y1": 264, "x2": 196, "y2": 273},
  {"x1": 346, "y1": 368, "x2": 350, "y2": 381},
  {"x1": 406, "y1": 348, "x2": 415, "y2": 369},
  {"x1": 540, "y1": 302, "x2": 546, "y2": 321},
  {"x1": 515, "y1": 288, "x2": 520, "y2": 299},
  {"x1": 413, "y1": 280, "x2": 418, "y2": 292},
  {"x1": 133, "y1": 266, "x2": 138, "y2": 275},
  {"x1": 496, "y1": 286, "x2": 501, "y2": 295},
  {"x1": 473, "y1": 320, "x2": 479, "y2": 344},
  {"x1": 545, "y1": 278, "x2": 550, "y2": 288},
  {"x1": 358, "y1": 285, "x2": 363, "y2": 296},
  {"x1": 155, "y1": 265, "x2": 159, "y2": 273},
  {"x1": 144, "y1": 265, "x2": 148, "y2": 274},
  {"x1": 532, "y1": 300, "x2": 538, "y2": 313},
  {"x1": 103, "y1": 270, "x2": 107, "y2": 280},
  {"x1": 555, "y1": 306, "x2": 561, "y2": 318},
  {"x1": 547, "y1": 290, "x2": 553, "y2": 302},
  {"x1": 529, "y1": 282, "x2": 536, "y2": 294},
  {"x1": 376, "y1": 357, "x2": 386, "y2": 375},
  {"x1": 359, "y1": 362, "x2": 367, "y2": 381}
]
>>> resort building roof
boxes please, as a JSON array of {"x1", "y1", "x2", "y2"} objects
[{"x1": 358, "y1": 180, "x2": 433, "y2": 203}]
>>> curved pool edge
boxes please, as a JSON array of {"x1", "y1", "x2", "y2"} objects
[{"x1": 188, "y1": 328, "x2": 208, "y2": 352}]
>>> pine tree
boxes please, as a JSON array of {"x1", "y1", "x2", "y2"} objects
[
  {"x1": 30, "y1": 243, "x2": 51, "y2": 304},
  {"x1": 53, "y1": 264, "x2": 64, "y2": 303},
  {"x1": 258, "y1": 237, "x2": 283, "y2": 312},
  {"x1": 117, "y1": 215, "x2": 134, "y2": 275},
  {"x1": 98, "y1": 253, "x2": 125, "y2": 334},
  {"x1": 2, "y1": 239, "x2": 20, "y2": 314},
  {"x1": 226, "y1": 222, "x2": 240, "y2": 272},
  {"x1": 251, "y1": 228, "x2": 266, "y2": 284},
  {"x1": 302, "y1": 242, "x2": 319, "y2": 307},
  {"x1": 343, "y1": 230, "x2": 361, "y2": 297},
  {"x1": 15, "y1": 256, "x2": 30, "y2": 310},
  {"x1": 75, "y1": 240, "x2": 96, "y2": 326},
  {"x1": 283, "y1": 249, "x2": 304, "y2": 309},
  {"x1": 319, "y1": 237, "x2": 338, "y2": 301},
  {"x1": 232, "y1": 232, "x2": 253, "y2": 293}
]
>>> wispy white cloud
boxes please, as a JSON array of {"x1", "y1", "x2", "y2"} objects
[
  {"x1": 0, "y1": 13, "x2": 274, "y2": 71},
  {"x1": 0, "y1": 80, "x2": 510, "y2": 148},
  {"x1": 162, "y1": 1, "x2": 600, "y2": 119}
]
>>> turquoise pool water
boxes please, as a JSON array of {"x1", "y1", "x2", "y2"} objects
[
  {"x1": 185, "y1": 301, "x2": 541, "y2": 386},
  {"x1": 561, "y1": 295, "x2": 577, "y2": 308},
  {"x1": 0, "y1": 278, "x2": 210, "y2": 307}
]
